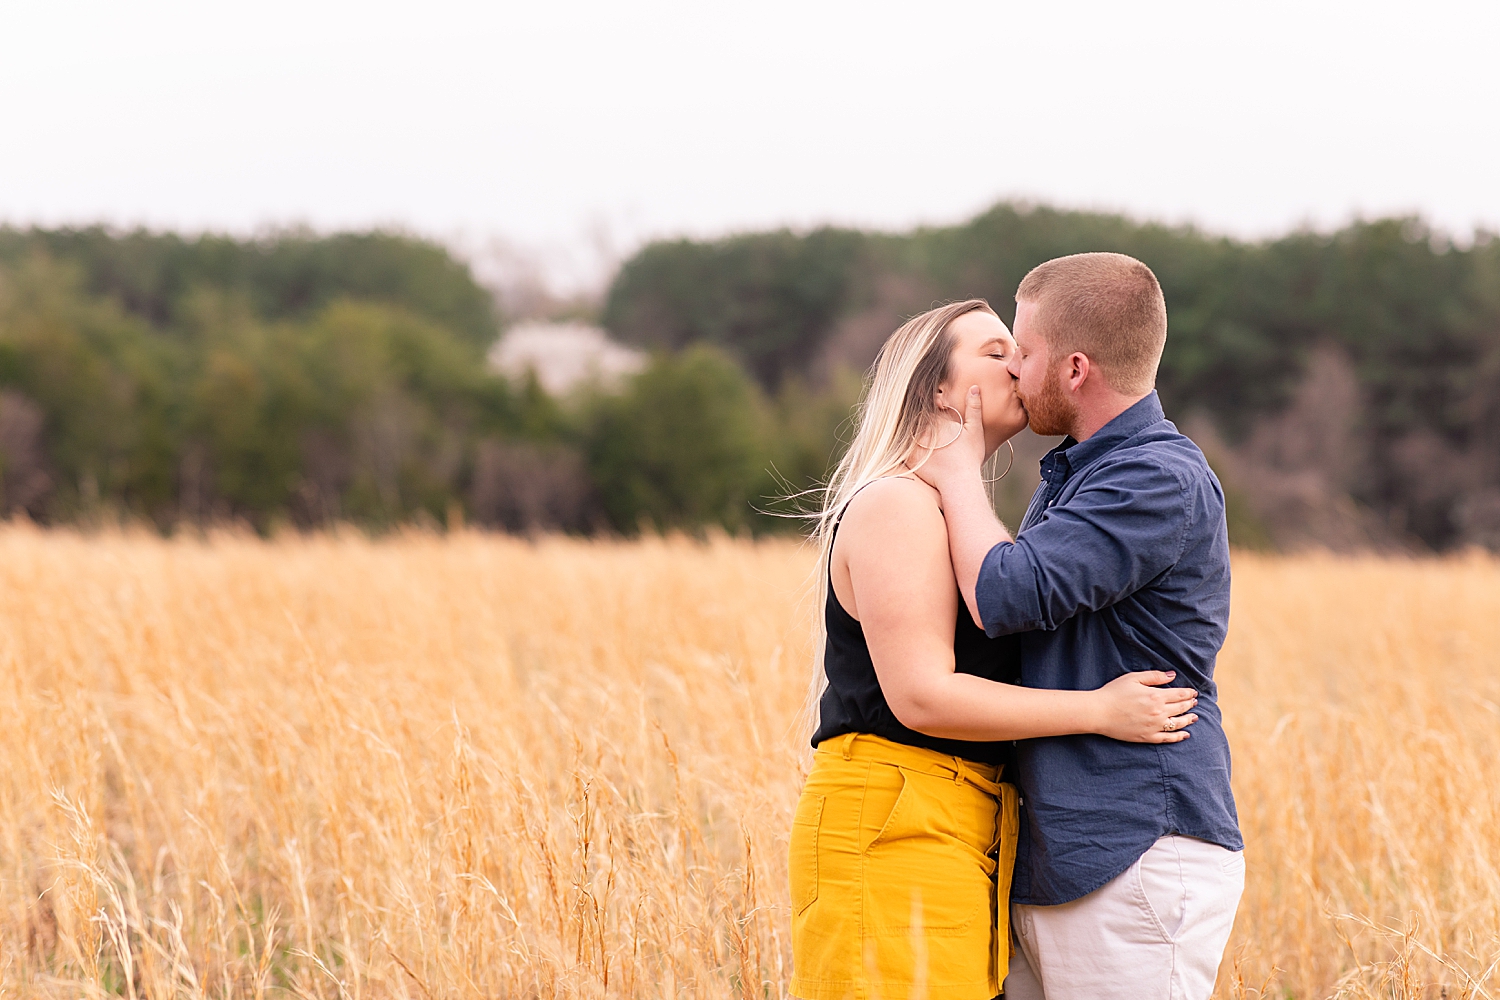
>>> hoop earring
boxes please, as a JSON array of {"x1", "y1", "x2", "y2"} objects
[
  {"x1": 982, "y1": 439, "x2": 1016, "y2": 484},
  {"x1": 932, "y1": 403, "x2": 965, "y2": 450}
]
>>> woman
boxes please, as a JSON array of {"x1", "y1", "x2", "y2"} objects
[{"x1": 788, "y1": 300, "x2": 1198, "y2": 1000}]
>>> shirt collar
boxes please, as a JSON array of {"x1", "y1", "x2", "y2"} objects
[{"x1": 1041, "y1": 392, "x2": 1166, "y2": 481}]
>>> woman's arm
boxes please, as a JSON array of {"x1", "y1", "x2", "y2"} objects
[{"x1": 835, "y1": 477, "x2": 1196, "y2": 744}]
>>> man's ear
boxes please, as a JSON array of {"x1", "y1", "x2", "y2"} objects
[{"x1": 1066, "y1": 352, "x2": 1091, "y2": 392}]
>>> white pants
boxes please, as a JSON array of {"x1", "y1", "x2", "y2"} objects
[{"x1": 1003, "y1": 835, "x2": 1245, "y2": 1000}]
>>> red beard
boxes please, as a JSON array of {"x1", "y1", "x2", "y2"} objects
[{"x1": 1019, "y1": 363, "x2": 1076, "y2": 438}]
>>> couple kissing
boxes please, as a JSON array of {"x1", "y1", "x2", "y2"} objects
[{"x1": 788, "y1": 252, "x2": 1243, "y2": 1000}]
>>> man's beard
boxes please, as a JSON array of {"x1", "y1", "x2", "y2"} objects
[{"x1": 1019, "y1": 364, "x2": 1077, "y2": 437}]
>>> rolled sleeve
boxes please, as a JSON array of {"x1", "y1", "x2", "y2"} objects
[
  {"x1": 976, "y1": 456, "x2": 1189, "y2": 637},
  {"x1": 976, "y1": 541, "x2": 1045, "y2": 636}
]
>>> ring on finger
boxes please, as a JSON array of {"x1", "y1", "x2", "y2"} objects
[{"x1": 1162, "y1": 718, "x2": 1177, "y2": 732}]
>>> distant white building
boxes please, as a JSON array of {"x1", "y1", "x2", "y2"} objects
[{"x1": 488, "y1": 321, "x2": 647, "y2": 396}]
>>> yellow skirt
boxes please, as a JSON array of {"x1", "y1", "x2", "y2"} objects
[{"x1": 789, "y1": 733, "x2": 1020, "y2": 1000}]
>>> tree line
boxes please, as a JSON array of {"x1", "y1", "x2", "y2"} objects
[
  {"x1": 606, "y1": 206, "x2": 1500, "y2": 551},
  {"x1": 0, "y1": 227, "x2": 847, "y2": 535},
  {"x1": 3, "y1": 208, "x2": 1499, "y2": 550}
]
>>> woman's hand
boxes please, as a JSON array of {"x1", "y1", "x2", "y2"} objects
[{"x1": 1091, "y1": 670, "x2": 1199, "y2": 744}]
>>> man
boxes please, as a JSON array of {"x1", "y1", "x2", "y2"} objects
[{"x1": 917, "y1": 253, "x2": 1244, "y2": 999}]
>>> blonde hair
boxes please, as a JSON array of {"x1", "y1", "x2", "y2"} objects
[
  {"x1": 800, "y1": 299, "x2": 999, "y2": 736},
  {"x1": 1016, "y1": 252, "x2": 1167, "y2": 395}
]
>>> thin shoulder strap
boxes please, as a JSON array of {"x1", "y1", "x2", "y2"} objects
[
  {"x1": 827, "y1": 473, "x2": 917, "y2": 599},
  {"x1": 831, "y1": 473, "x2": 916, "y2": 532}
]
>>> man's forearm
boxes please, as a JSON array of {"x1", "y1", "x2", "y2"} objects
[{"x1": 941, "y1": 475, "x2": 1013, "y2": 629}]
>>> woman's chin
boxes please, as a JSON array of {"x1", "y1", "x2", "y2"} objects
[{"x1": 987, "y1": 417, "x2": 1027, "y2": 442}]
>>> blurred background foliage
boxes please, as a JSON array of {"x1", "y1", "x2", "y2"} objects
[{"x1": 3, "y1": 206, "x2": 1499, "y2": 549}]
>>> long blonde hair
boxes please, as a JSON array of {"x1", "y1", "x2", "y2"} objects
[{"x1": 801, "y1": 298, "x2": 999, "y2": 736}]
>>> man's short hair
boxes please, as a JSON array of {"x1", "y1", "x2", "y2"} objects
[{"x1": 1015, "y1": 252, "x2": 1167, "y2": 395}]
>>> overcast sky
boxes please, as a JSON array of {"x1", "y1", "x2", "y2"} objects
[{"x1": 3, "y1": 0, "x2": 1497, "y2": 290}]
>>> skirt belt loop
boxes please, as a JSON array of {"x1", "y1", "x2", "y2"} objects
[{"x1": 953, "y1": 757, "x2": 1004, "y2": 797}]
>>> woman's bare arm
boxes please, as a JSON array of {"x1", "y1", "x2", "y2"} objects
[{"x1": 833, "y1": 477, "x2": 1197, "y2": 744}]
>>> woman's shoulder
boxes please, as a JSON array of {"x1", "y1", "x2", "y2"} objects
[
  {"x1": 838, "y1": 475, "x2": 945, "y2": 538},
  {"x1": 832, "y1": 475, "x2": 955, "y2": 597}
]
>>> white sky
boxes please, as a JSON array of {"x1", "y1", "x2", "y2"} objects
[{"x1": 3, "y1": 0, "x2": 1497, "y2": 291}]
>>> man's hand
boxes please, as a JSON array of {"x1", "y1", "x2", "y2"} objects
[{"x1": 912, "y1": 386, "x2": 988, "y2": 494}]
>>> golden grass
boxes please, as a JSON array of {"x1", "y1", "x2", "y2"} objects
[{"x1": 0, "y1": 525, "x2": 1496, "y2": 998}]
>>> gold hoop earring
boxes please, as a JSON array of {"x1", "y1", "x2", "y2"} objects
[
  {"x1": 934, "y1": 403, "x2": 965, "y2": 449},
  {"x1": 982, "y1": 439, "x2": 1016, "y2": 484}
]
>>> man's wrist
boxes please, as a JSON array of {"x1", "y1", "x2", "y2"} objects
[
  {"x1": 959, "y1": 475, "x2": 992, "y2": 515},
  {"x1": 928, "y1": 467, "x2": 971, "y2": 497}
]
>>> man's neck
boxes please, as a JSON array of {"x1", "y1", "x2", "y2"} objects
[{"x1": 1070, "y1": 391, "x2": 1151, "y2": 442}]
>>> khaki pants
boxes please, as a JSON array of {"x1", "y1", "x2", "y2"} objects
[{"x1": 1003, "y1": 834, "x2": 1245, "y2": 1000}]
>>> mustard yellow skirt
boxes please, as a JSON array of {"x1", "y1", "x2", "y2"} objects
[{"x1": 789, "y1": 733, "x2": 1020, "y2": 1000}]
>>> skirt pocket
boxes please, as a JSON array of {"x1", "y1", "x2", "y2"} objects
[
  {"x1": 862, "y1": 768, "x2": 994, "y2": 934},
  {"x1": 789, "y1": 792, "x2": 825, "y2": 915}
]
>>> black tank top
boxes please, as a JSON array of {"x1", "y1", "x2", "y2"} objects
[{"x1": 810, "y1": 508, "x2": 1022, "y2": 765}]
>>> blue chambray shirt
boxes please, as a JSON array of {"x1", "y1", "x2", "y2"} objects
[{"x1": 977, "y1": 392, "x2": 1243, "y2": 906}]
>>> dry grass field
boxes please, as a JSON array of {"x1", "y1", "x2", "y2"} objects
[{"x1": 1, "y1": 524, "x2": 1497, "y2": 999}]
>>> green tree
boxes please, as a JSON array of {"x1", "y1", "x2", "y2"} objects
[
  {"x1": 585, "y1": 346, "x2": 770, "y2": 533},
  {"x1": 603, "y1": 227, "x2": 864, "y2": 389},
  {"x1": 0, "y1": 253, "x2": 181, "y2": 521},
  {"x1": 0, "y1": 226, "x2": 501, "y2": 348}
]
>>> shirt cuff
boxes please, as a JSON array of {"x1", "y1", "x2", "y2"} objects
[{"x1": 975, "y1": 539, "x2": 1045, "y2": 637}]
